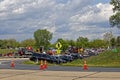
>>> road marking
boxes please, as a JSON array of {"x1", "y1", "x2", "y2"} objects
[
  {"x1": 72, "y1": 72, "x2": 100, "y2": 80},
  {"x1": 0, "y1": 71, "x2": 38, "y2": 79}
]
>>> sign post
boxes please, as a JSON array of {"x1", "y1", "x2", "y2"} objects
[
  {"x1": 56, "y1": 42, "x2": 62, "y2": 54},
  {"x1": 112, "y1": 48, "x2": 118, "y2": 53}
]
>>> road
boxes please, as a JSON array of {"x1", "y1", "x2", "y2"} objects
[
  {"x1": 0, "y1": 58, "x2": 120, "y2": 80},
  {"x1": 0, "y1": 69, "x2": 120, "y2": 80},
  {"x1": 0, "y1": 58, "x2": 120, "y2": 72}
]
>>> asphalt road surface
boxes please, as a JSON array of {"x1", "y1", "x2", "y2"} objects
[
  {"x1": 0, "y1": 58, "x2": 120, "y2": 80},
  {"x1": 0, "y1": 58, "x2": 120, "y2": 72},
  {"x1": 0, "y1": 69, "x2": 119, "y2": 80}
]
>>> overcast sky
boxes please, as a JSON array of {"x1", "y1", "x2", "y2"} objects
[{"x1": 0, "y1": 0, "x2": 120, "y2": 43}]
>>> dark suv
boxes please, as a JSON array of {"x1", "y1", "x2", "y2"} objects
[
  {"x1": 59, "y1": 55, "x2": 73, "y2": 62},
  {"x1": 51, "y1": 55, "x2": 67, "y2": 64},
  {"x1": 29, "y1": 53, "x2": 52, "y2": 62}
]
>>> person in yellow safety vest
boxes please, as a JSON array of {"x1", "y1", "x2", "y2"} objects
[
  {"x1": 36, "y1": 49, "x2": 40, "y2": 53},
  {"x1": 78, "y1": 47, "x2": 83, "y2": 53},
  {"x1": 81, "y1": 48, "x2": 84, "y2": 56},
  {"x1": 80, "y1": 48, "x2": 83, "y2": 52},
  {"x1": 78, "y1": 48, "x2": 81, "y2": 53}
]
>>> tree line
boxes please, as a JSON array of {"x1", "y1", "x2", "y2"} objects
[{"x1": 0, "y1": 29, "x2": 120, "y2": 51}]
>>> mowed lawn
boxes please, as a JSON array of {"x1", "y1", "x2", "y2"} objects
[{"x1": 62, "y1": 49, "x2": 120, "y2": 67}]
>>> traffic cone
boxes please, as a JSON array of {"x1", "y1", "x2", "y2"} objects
[
  {"x1": 83, "y1": 60, "x2": 88, "y2": 70},
  {"x1": 39, "y1": 60, "x2": 43, "y2": 70},
  {"x1": 10, "y1": 60, "x2": 15, "y2": 68},
  {"x1": 43, "y1": 60, "x2": 47, "y2": 69}
]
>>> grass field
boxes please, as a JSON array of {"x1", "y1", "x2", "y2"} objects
[{"x1": 62, "y1": 49, "x2": 120, "y2": 67}]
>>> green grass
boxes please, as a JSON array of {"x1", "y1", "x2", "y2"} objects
[
  {"x1": 23, "y1": 60, "x2": 38, "y2": 65},
  {"x1": 23, "y1": 60, "x2": 60, "y2": 66},
  {"x1": 62, "y1": 49, "x2": 120, "y2": 67}
]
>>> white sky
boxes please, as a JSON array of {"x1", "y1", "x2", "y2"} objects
[{"x1": 0, "y1": 0, "x2": 119, "y2": 43}]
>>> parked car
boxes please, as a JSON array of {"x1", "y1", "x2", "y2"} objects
[
  {"x1": 14, "y1": 50, "x2": 33, "y2": 58},
  {"x1": 59, "y1": 55, "x2": 73, "y2": 62},
  {"x1": 67, "y1": 53, "x2": 80, "y2": 60},
  {"x1": 30, "y1": 53, "x2": 52, "y2": 62},
  {"x1": 51, "y1": 55, "x2": 67, "y2": 64}
]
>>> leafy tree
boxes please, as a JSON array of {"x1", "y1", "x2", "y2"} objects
[
  {"x1": 67, "y1": 40, "x2": 76, "y2": 47},
  {"x1": 0, "y1": 40, "x2": 6, "y2": 48},
  {"x1": 76, "y1": 36, "x2": 89, "y2": 47},
  {"x1": 5, "y1": 39, "x2": 19, "y2": 48},
  {"x1": 76, "y1": 36, "x2": 88, "y2": 42},
  {"x1": 89, "y1": 39, "x2": 107, "y2": 48},
  {"x1": 116, "y1": 36, "x2": 120, "y2": 46},
  {"x1": 34, "y1": 29, "x2": 52, "y2": 49},
  {"x1": 110, "y1": 0, "x2": 120, "y2": 12},
  {"x1": 103, "y1": 31, "x2": 113, "y2": 47},
  {"x1": 110, "y1": 37, "x2": 116, "y2": 47},
  {"x1": 20, "y1": 38, "x2": 35, "y2": 47},
  {"x1": 110, "y1": 0, "x2": 120, "y2": 28}
]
